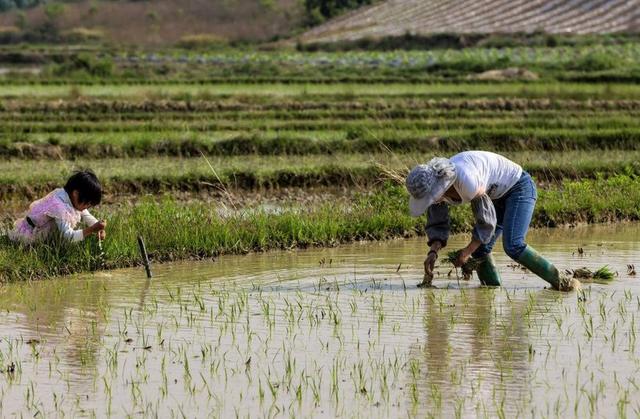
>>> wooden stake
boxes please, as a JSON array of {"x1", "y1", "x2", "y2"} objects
[{"x1": 137, "y1": 235, "x2": 152, "y2": 278}]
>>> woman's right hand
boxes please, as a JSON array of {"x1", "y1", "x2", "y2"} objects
[{"x1": 424, "y1": 240, "x2": 443, "y2": 276}]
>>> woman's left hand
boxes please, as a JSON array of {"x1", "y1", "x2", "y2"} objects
[
  {"x1": 453, "y1": 248, "x2": 472, "y2": 267},
  {"x1": 453, "y1": 239, "x2": 483, "y2": 266}
]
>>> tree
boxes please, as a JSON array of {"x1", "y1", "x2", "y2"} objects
[
  {"x1": 0, "y1": 0, "x2": 17, "y2": 12},
  {"x1": 304, "y1": 0, "x2": 373, "y2": 25},
  {"x1": 44, "y1": 3, "x2": 65, "y2": 22},
  {"x1": 0, "y1": 0, "x2": 44, "y2": 12}
]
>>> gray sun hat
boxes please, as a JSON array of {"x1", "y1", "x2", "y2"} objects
[{"x1": 405, "y1": 157, "x2": 457, "y2": 217}]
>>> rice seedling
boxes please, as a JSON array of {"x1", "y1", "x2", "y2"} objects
[{"x1": 443, "y1": 250, "x2": 480, "y2": 281}]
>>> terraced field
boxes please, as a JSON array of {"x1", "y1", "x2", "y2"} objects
[
  {"x1": 2, "y1": 87, "x2": 640, "y2": 202},
  {"x1": 300, "y1": 0, "x2": 640, "y2": 44},
  {"x1": 0, "y1": 83, "x2": 639, "y2": 279},
  {"x1": 1, "y1": 43, "x2": 640, "y2": 280},
  {"x1": 2, "y1": 41, "x2": 640, "y2": 418}
]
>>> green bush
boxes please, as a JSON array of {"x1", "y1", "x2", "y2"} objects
[
  {"x1": 568, "y1": 51, "x2": 618, "y2": 72},
  {"x1": 304, "y1": 0, "x2": 373, "y2": 25},
  {"x1": 52, "y1": 53, "x2": 113, "y2": 78}
]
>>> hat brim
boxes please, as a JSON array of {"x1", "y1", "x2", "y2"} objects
[
  {"x1": 408, "y1": 179, "x2": 455, "y2": 217},
  {"x1": 409, "y1": 195, "x2": 434, "y2": 217}
]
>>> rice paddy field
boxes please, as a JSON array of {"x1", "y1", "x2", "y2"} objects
[
  {"x1": 1, "y1": 225, "x2": 640, "y2": 417},
  {"x1": 1, "y1": 40, "x2": 640, "y2": 416}
]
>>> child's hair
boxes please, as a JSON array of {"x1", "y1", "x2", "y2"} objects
[{"x1": 64, "y1": 170, "x2": 102, "y2": 206}]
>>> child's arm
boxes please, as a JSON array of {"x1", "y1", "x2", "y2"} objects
[
  {"x1": 55, "y1": 218, "x2": 105, "y2": 242},
  {"x1": 81, "y1": 210, "x2": 99, "y2": 227},
  {"x1": 82, "y1": 210, "x2": 106, "y2": 240}
]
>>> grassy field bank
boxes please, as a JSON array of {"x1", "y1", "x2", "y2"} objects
[
  {"x1": 2, "y1": 175, "x2": 640, "y2": 281},
  {"x1": 3, "y1": 82, "x2": 640, "y2": 99},
  {"x1": 0, "y1": 151, "x2": 639, "y2": 202}
]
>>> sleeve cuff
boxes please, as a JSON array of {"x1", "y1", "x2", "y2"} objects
[
  {"x1": 82, "y1": 210, "x2": 99, "y2": 227},
  {"x1": 427, "y1": 238, "x2": 447, "y2": 247},
  {"x1": 472, "y1": 227, "x2": 494, "y2": 245}
]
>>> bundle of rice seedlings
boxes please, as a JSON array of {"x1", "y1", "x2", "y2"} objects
[
  {"x1": 592, "y1": 266, "x2": 615, "y2": 281},
  {"x1": 445, "y1": 250, "x2": 480, "y2": 281},
  {"x1": 566, "y1": 265, "x2": 615, "y2": 282}
]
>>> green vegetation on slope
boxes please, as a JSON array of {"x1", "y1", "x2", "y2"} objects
[{"x1": 3, "y1": 43, "x2": 640, "y2": 83}]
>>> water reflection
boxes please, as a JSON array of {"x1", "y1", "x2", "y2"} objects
[{"x1": 0, "y1": 224, "x2": 638, "y2": 417}]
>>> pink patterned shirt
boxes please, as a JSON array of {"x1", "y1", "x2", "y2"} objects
[{"x1": 9, "y1": 188, "x2": 98, "y2": 244}]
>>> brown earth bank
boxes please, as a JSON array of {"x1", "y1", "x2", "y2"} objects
[
  {"x1": 4, "y1": 98, "x2": 640, "y2": 113},
  {"x1": 0, "y1": 0, "x2": 303, "y2": 46}
]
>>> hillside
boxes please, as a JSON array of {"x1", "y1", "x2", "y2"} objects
[
  {"x1": 0, "y1": 0, "x2": 303, "y2": 46},
  {"x1": 299, "y1": 0, "x2": 640, "y2": 44}
]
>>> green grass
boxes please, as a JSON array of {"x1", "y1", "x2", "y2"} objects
[
  {"x1": 4, "y1": 128, "x2": 640, "y2": 159},
  {"x1": 2, "y1": 175, "x2": 640, "y2": 281}
]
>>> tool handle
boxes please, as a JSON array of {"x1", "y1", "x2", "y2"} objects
[{"x1": 137, "y1": 235, "x2": 153, "y2": 278}]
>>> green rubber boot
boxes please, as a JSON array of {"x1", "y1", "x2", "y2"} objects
[
  {"x1": 516, "y1": 246, "x2": 578, "y2": 291},
  {"x1": 475, "y1": 254, "x2": 502, "y2": 286}
]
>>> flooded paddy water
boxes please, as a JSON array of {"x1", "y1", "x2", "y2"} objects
[{"x1": 1, "y1": 224, "x2": 639, "y2": 418}]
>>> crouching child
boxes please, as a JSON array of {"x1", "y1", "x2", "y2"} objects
[{"x1": 9, "y1": 170, "x2": 106, "y2": 245}]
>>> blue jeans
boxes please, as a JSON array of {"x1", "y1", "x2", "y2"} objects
[{"x1": 472, "y1": 171, "x2": 537, "y2": 260}]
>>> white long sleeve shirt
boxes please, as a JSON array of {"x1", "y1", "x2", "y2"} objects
[
  {"x1": 427, "y1": 151, "x2": 523, "y2": 245},
  {"x1": 56, "y1": 210, "x2": 99, "y2": 242}
]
